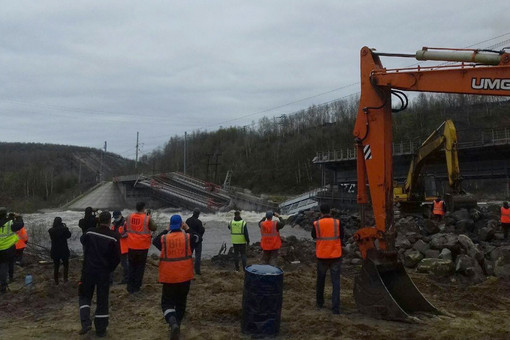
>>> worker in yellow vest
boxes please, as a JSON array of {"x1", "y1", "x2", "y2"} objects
[
  {"x1": 153, "y1": 215, "x2": 200, "y2": 340},
  {"x1": 228, "y1": 210, "x2": 250, "y2": 272},
  {"x1": 0, "y1": 207, "x2": 24, "y2": 294},
  {"x1": 501, "y1": 201, "x2": 510, "y2": 239}
]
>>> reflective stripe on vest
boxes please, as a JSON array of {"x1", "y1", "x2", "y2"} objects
[
  {"x1": 0, "y1": 220, "x2": 18, "y2": 251},
  {"x1": 260, "y1": 220, "x2": 281, "y2": 250},
  {"x1": 314, "y1": 218, "x2": 342, "y2": 259},
  {"x1": 501, "y1": 207, "x2": 510, "y2": 223},
  {"x1": 433, "y1": 201, "x2": 445, "y2": 216},
  {"x1": 126, "y1": 213, "x2": 151, "y2": 249},
  {"x1": 230, "y1": 220, "x2": 247, "y2": 244},
  {"x1": 158, "y1": 231, "x2": 193, "y2": 283}
]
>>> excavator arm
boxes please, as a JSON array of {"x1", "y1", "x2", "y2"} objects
[
  {"x1": 403, "y1": 119, "x2": 460, "y2": 199},
  {"x1": 352, "y1": 46, "x2": 510, "y2": 321}
]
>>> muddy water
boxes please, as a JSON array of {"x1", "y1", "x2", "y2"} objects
[{"x1": 23, "y1": 209, "x2": 311, "y2": 259}]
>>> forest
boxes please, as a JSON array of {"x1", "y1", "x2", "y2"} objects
[
  {"x1": 143, "y1": 94, "x2": 510, "y2": 196},
  {"x1": 2, "y1": 94, "x2": 509, "y2": 211}
]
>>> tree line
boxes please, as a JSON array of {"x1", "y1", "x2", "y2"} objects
[{"x1": 142, "y1": 94, "x2": 510, "y2": 197}]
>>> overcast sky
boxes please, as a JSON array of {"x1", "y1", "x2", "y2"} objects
[{"x1": 1, "y1": 1, "x2": 509, "y2": 159}]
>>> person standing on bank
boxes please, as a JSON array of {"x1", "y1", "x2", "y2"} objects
[
  {"x1": 185, "y1": 208, "x2": 205, "y2": 275},
  {"x1": 431, "y1": 196, "x2": 446, "y2": 221},
  {"x1": 228, "y1": 210, "x2": 250, "y2": 272},
  {"x1": 501, "y1": 201, "x2": 510, "y2": 240},
  {"x1": 79, "y1": 211, "x2": 120, "y2": 337},
  {"x1": 125, "y1": 202, "x2": 157, "y2": 293},
  {"x1": 0, "y1": 207, "x2": 24, "y2": 294},
  {"x1": 312, "y1": 204, "x2": 344, "y2": 315},
  {"x1": 79, "y1": 207, "x2": 98, "y2": 235},
  {"x1": 49, "y1": 217, "x2": 72, "y2": 285},
  {"x1": 259, "y1": 210, "x2": 285, "y2": 266},
  {"x1": 153, "y1": 215, "x2": 200, "y2": 340},
  {"x1": 111, "y1": 210, "x2": 129, "y2": 284},
  {"x1": 8, "y1": 214, "x2": 28, "y2": 282}
]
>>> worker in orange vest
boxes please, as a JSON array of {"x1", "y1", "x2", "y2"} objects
[
  {"x1": 259, "y1": 211, "x2": 285, "y2": 265},
  {"x1": 125, "y1": 202, "x2": 158, "y2": 294},
  {"x1": 312, "y1": 204, "x2": 344, "y2": 314},
  {"x1": 501, "y1": 201, "x2": 510, "y2": 240},
  {"x1": 111, "y1": 211, "x2": 129, "y2": 284},
  {"x1": 8, "y1": 214, "x2": 27, "y2": 282},
  {"x1": 153, "y1": 215, "x2": 200, "y2": 340},
  {"x1": 432, "y1": 197, "x2": 446, "y2": 220}
]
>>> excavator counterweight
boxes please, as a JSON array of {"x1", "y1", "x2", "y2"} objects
[{"x1": 353, "y1": 46, "x2": 510, "y2": 321}]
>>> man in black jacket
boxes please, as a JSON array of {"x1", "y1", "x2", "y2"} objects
[
  {"x1": 186, "y1": 208, "x2": 205, "y2": 275},
  {"x1": 79, "y1": 207, "x2": 98, "y2": 235},
  {"x1": 78, "y1": 211, "x2": 120, "y2": 337}
]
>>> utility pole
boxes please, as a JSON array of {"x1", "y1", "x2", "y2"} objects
[
  {"x1": 184, "y1": 131, "x2": 187, "y2": 175},
  {"x1": 99, "y1": 141, "x2": 107, "y2": 182},
  {"x1": 135, "y1": 132, "x2": 139, "y2": 169}
]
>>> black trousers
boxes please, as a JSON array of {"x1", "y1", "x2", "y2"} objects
[
  {"x1": 161, "y1": 281, "x2": 191, "y2": 325},
  {"x1": 502, "y1": 223, "x2": 510, "y2": 239},
  {"x1": 127, "y1": 248, "x2": 148, "y2": 293},
  {"x1": 0, "y1": 246, "x2": 15, "y2": 291},
  {"x1": 79, "y1": 272, "x2": 111, "y2": 333},
  {"x1": 233, "y1": 244, "x2": 247, "y2": 271},
  {"x1": 261, "y1": 249, "x2": 279, "y2": 266},
  {"x1": 53, "y1": 257, "x2": 69, "y2": 284},
  {"x1": 316, "y1": 258, "x2": 342, "y2": 313},
  {"x1": 8, "y1": 248, "x2": 24, "y2": 280}
]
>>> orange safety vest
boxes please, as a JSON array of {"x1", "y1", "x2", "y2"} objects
[
  {"x1": 158, "y1": 231, "x2": 193, "y2": 284},
  {"x1": 260, "y1": 219, "x2": 281, "y2": 251},
  {"x1": 433, "y1": 200, "x2": 445, "y2": 216},
  {"x1": 15, "y1": 227, "x2": 28, "y2": 250},
  {"x1": 501, "y1": 207, "x2": 510, "y2": 223},
  {"x1": 111, "y1": 223, "x2": 129, "y2": 254},
  {"x1": 126, "y1": 213, "x2": 152, "y2": 250},
  {"x1": 314, "y1": 218, "x2": 342, "y2": 259}
]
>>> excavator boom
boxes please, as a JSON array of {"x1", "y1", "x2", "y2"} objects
[{"x1": 353, "y1": 46, "x2": 510, "y2": 321}]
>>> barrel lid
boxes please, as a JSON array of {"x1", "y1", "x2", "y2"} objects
[{"x1": 245, "y1": 264, "x2": 283, "y2": 275}]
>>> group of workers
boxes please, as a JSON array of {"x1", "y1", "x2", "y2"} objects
[{"x1": 3, "y1": 198, "x2": 510, "y2": 339}]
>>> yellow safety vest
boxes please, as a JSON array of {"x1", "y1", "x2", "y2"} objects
[
  {"x1": 230, "y1": 220, "x2": 247, "y2": 244},
  {"x1": 0, "y1": 220, "x2": 19, "y2": 251}
]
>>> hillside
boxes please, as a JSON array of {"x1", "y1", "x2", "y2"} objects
[{"x1": 0, "y1": 143, "x2": 134, "y2": 211}]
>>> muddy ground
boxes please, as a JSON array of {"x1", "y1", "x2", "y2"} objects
[{"x1": 1, "y1": 251, "x2": 509, "y2": 340}]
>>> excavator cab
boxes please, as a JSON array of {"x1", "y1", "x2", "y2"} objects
[{"x1": 352, "y1": 46, "x2": 510, "y2": 321}]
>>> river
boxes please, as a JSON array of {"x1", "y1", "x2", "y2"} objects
[{"x1": 22, "y1": 209, "x2": 311, "y2": 259}]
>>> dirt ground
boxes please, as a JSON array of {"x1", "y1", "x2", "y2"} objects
[{"x1": 1, "y1": 253, "x2": 510, "y2": 340}]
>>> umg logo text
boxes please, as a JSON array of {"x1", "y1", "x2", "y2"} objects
[{"x1": 472, "y1": 78, "x2": 510, "y2": 90}]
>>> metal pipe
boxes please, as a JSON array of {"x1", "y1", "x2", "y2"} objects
[{"x1": 415, "y1": 50, "x2": 501, "y2": 65}]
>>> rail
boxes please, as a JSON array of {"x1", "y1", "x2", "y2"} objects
[{"x1": 314, "y1": 127, "x2": 510, "y2": 163}]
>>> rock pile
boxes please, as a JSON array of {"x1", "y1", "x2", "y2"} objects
[{"x1": 288, "y1": 204, "x2": 510, "y2": 282}]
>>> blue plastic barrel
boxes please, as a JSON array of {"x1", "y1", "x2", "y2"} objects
[{"x1": 241, "y1": 264, "x2": 284, "y2": 336}]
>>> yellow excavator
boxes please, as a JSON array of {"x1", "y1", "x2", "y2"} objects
[{"x1": 393, "y1": 119, "x2": 476, "y2": 211}]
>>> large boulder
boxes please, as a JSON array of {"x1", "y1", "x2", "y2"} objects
[
  {"x1": 405, "y1": 232, "x2": 422, "y2": 244},
  {"x1": 438, "y1": 248, "x2": 453, "y2": 261},
  {"x1": 395, "y1": 216, "x2": 421, "y2": 234},
  {"x1": 423, "y1": 249, "x2": 440, "y2": 259},
  {"x1": 423, "y1": 219, "x2": 440, "y2": 235},
  {"x1": 458, "y1": 234, "x2": 484, "y2": 262},
  {"x1": 417, "y1": 258, "x2": 454, "y2": 277},
  {"x1": 395, "y1": 235, "x2": 412, "y2": 250},
  {"x1": 403, "y1": 249, "x2": 424, "y2": 268},
  {"x1": 455, "y1": 254, "x2": 485, "y2": 282},
  {"x1": 456, "y1": 219, "x2": 475, "y2": 233},
  {"x1": 412, "y1": 239, "x2": 429, "y2": 255},
  {"x1": 429, "y1": 233, "x2": 460, "y2": 251},
  {"x1": 451, "y1": 208, "x2": 471, "y2": 222},
  {"x1": 493, "y1": 246, "x2": 510, "y2": 279},
  {"x1": 478, "y1": 226, "x2": 495, "y2": 242}
]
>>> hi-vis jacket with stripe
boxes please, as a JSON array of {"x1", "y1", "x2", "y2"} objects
[
  {"x1": 126, "y1": 212, "x2": 152, "y2": 250},
  {"x1": 153, "y1": 229, "x2": 200, "y2": 284},
  {"x1": 312, "y1": 216, "x2": 343, "y2": 259}
]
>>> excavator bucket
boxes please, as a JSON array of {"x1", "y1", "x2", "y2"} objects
[{"x1": 354, "y1": 251, "x2": 440, "y2": 321}]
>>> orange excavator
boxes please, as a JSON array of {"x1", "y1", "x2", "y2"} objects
[{"x1": 353, "y1": 46, "x2": 510, "y2": 321}]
